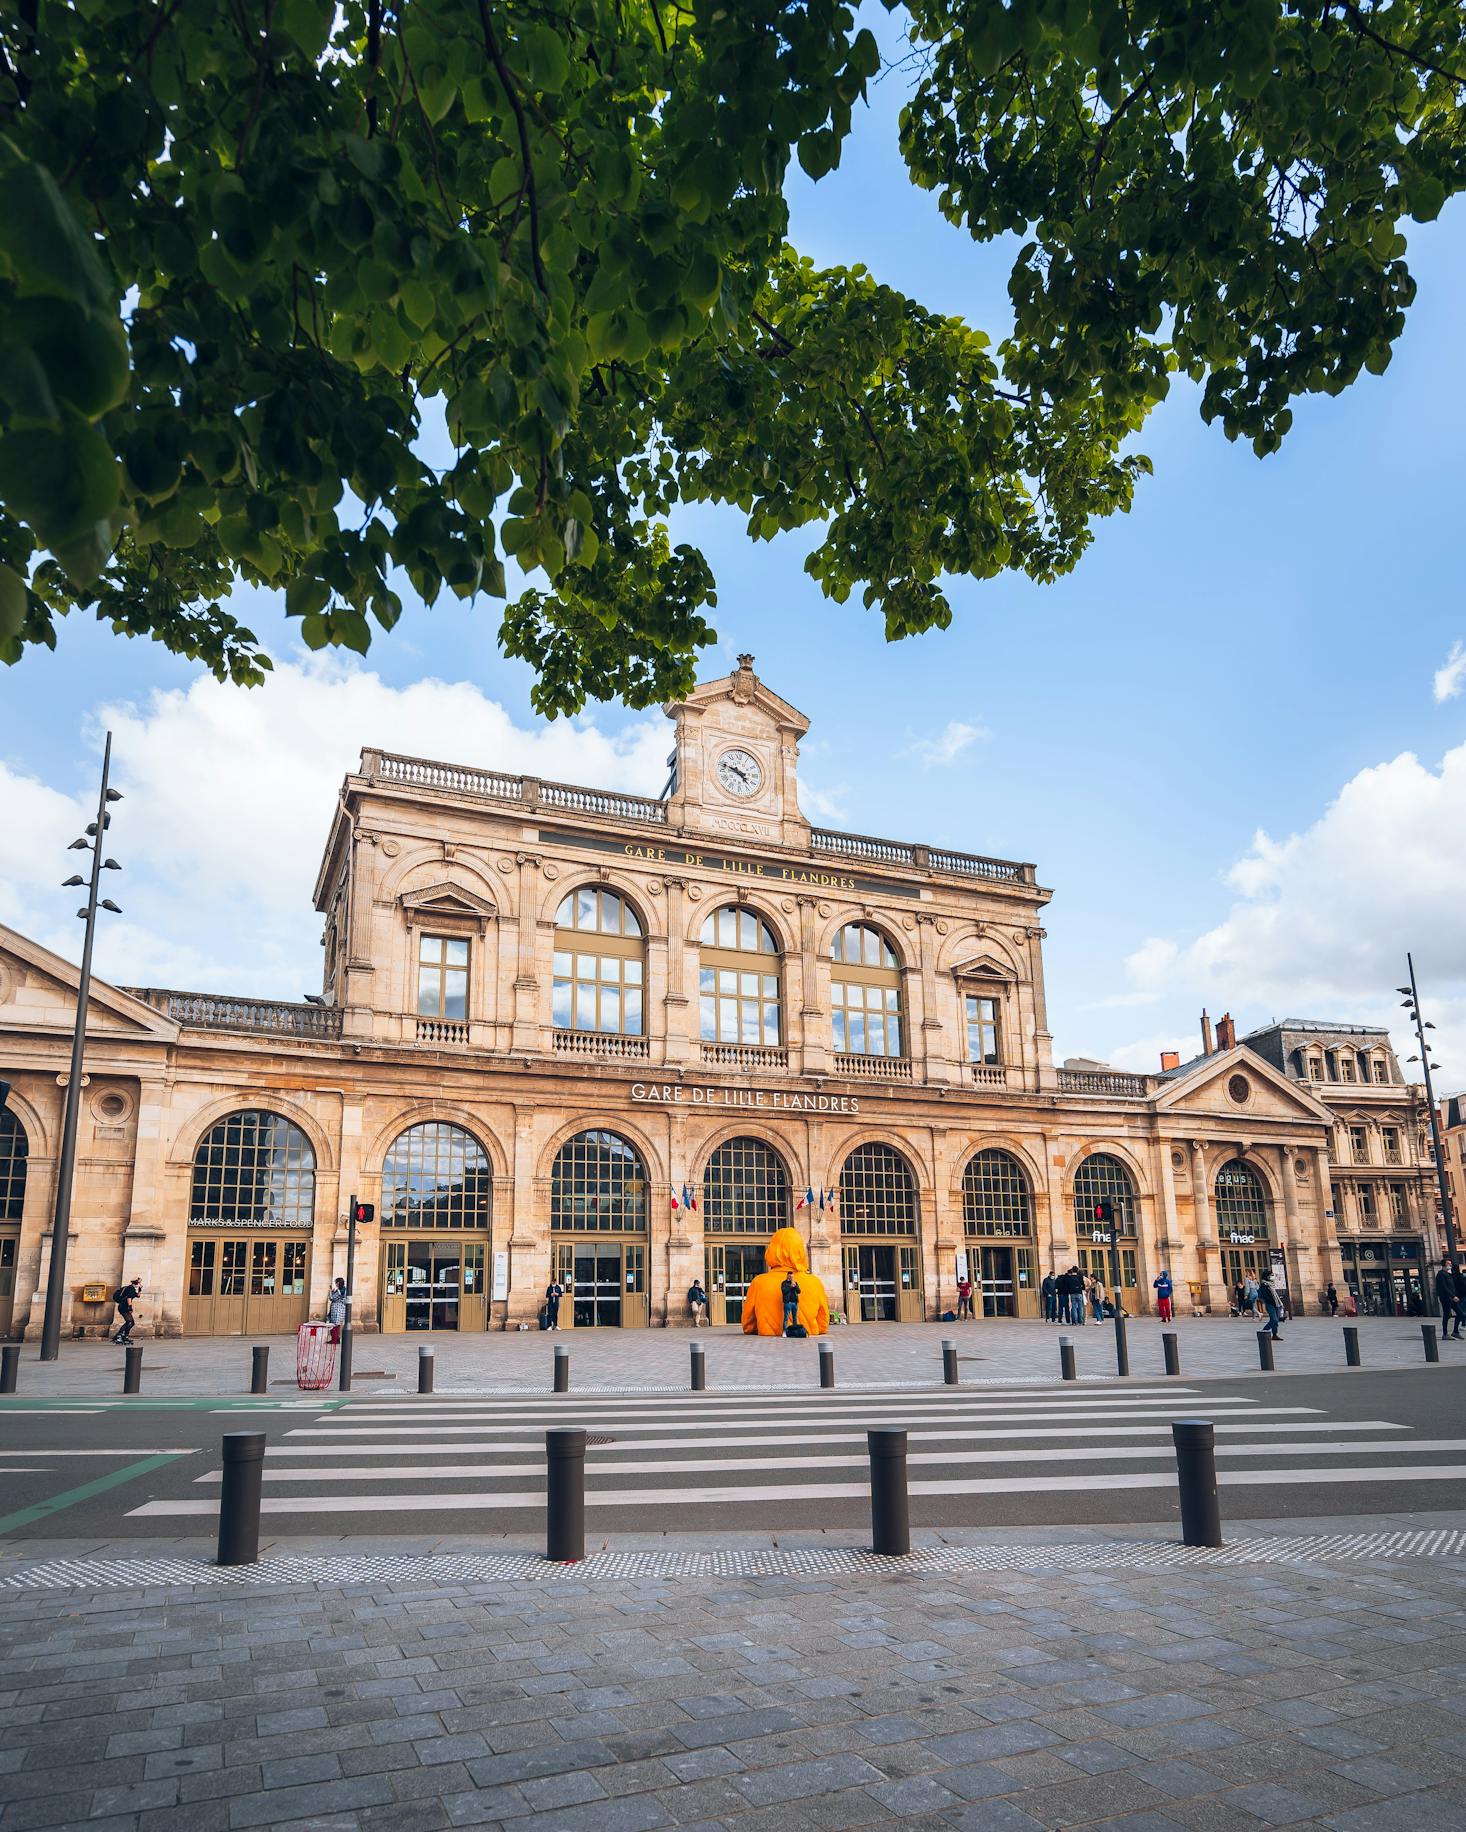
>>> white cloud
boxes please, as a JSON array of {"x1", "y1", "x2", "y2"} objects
[
  {"x1": 1434, "y1": 640, "x2": 1466, "y2": 704},
  {"x1": 1101, "y1": 739, "x2": 1466, "y2": 1078},
  {"x1": 904, "y1": 719, "x2": 988, "y2": 769},
  {"x1": 5, "y1": 657, "x2": 668, "y2": 999},
  {"x1": 798, "y1": 779, "x2": 850, "y2": 822}
]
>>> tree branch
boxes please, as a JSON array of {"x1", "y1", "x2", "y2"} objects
[{"x1": 476, "y1": 2, "x2": 549, "y2": 297}]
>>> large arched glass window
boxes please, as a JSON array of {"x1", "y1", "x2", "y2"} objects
[
  {"x1": 1071, "y1": 1152, "x2": 1137, "y2": 1236},
  {"x1": 703, "y1": 1136, "x2": 789, "y2": 1234},
  {"x1": 0, "y1": 1109, "x2": 27, "y2": 1221},
  {"x1": 551, "y1": 1130, "x2": 648, "y2": 1233},
  {"x1": 830, "y1": 923, "x2": 903, "y2": 1058},
  {"x1": 190, "y1": 1111, "x2": 315, "y2": 1228},
  {"x1": 699, "y1": 907, "x2": 781, "y2": 1045},
  {"x1": 962, "y1": 1149, "x2": 1032, "y2": 1238},
  {"x1": 1214, "y1": 1160, "x2": 1271, "y2": 1240},
  {"x1": 553, "y1": 888, "x2": 644, "y2": 1035},
  {"x1": 839, "y1": 1142, "x2": 918, "y2": 1236},
  {"x1": 381, "y1": 1122, "x2": 491, "y2": 1229}
]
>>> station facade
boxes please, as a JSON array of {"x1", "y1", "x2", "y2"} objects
[{"x1": 0, "y1": 658, "x2": 1439, "y2": 1338}]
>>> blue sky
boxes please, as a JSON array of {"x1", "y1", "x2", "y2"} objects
[{"x1": 3, "y1": 24, "x2": 1464, "y2": 1080}]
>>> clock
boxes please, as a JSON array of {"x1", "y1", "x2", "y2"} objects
[{"x1": 716, "y1": 747, "x2": 763, "y2": 798}]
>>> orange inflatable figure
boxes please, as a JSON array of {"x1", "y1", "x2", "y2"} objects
[{"x1": 741, "y1": 1226, "x2": 830, "y2": 1336}]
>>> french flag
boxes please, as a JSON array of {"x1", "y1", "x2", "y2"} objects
[
  {"x1": 796, "y1": 1186, "x2": 813, "y2": 1211},
  {"x1": 670, "y1": 1187, "x2": 680, "y2": 1212},
  {"x1": 682, "y1": 1183, "x2": 698, "y2": 1213}
]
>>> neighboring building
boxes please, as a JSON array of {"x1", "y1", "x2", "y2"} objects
[
  {"x1": 1243, "y1": 1020, "x2": 1440, "y2": 1315},
  {"x1": 1440, "y1": 1094, "x2": 1466, "y2": 1268},
  {"x1": 0, "y1": 657, "x2": 1397, "y2": 1338}
]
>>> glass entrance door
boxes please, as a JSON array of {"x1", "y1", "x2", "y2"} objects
[
  {"x1": 856, "y1": 1244, "x2": 896, "y2": 1321},
  {"x1": 706, "y1": 1242, "x2": 766, "y2": 1324},
  {"x1": 979, "y1": 1245, "x2": 1015, "y2": 1318},
  {"x1": 572, "y1": 1246, "x2": 622, "y2": 1328},
  {"x1": 405, "y1": 1242, "x2": 463, "y2": 1331}
]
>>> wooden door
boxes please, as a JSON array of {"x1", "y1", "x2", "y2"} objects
[
  {"x1": 0, "y1": 1233, "x2": 19, "y2": 1337},
  {"x1": 622, "y1": 1242, "x2": 647, "y2": 1328},
  {"x1": 381, "y1": 1239, "x2": 406, "y2": 1332},
  {"x1": 460, "y1": 1241, "x2": 487, "y2": 1331},
  {"x1": 895, "y1": 1244, "x2": 923, "y2": 1322}
]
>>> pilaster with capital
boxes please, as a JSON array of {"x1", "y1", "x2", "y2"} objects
[
  {"x1": 342, "y1": 826, "x2": 378, "y2": 1036},
  {"x1": 1192, "y1": 1140, "x2": 1227, "y2": 1311},
  {"x1": 510, "y1": 854, "x2": 545, "y2": 1052},
  {"x1": 660, "y1": 877, "x2": 691, "y2": 1066},
  {"x1": 797, "y1": 898, "x2": 829, "y2": 1075}
]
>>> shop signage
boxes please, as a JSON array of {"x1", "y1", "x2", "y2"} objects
[
  {"x1": 631, "y1": 1082, "x2": 860, "y2": 1113},
  {"x1": 955, "y1": 1248, "x2": 969, "y2": 1285},
  {"x1": 1090, "y1": 1227, "x2": 1114, "y2": 1244},
  {"x1": 189, "y1": 1215, "x2": 303, "y2": 1229},
  {"x1": 492, "y1": 1250, "x2": 509, "y2": 1301},
  {"x1": 547, "y1": 827, "x2": 921, "y2": 899},
  {"x1": 1228, "y1": 1231, "x2": 1256, "y2": 1245}
]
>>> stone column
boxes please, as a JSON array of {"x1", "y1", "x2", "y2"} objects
[
  {"x1": 664, "y1": 1103, "x2": 697, "y2": 1326},
  {"x1": 661, "y1": 877, "x2": 691, "y2": 1067},
  {"x1": 1278, "y1": 1144, "x2": 1302, "y2": 1315},
  {"x1": 1192, "y1": 1140, "x2": 1226, "y2": 1311},
  {"x1": 510, "y1": 853, "x2": 544, "y2": 1053},
  {"x1": 121, "y1": 1075, "x2": 175, "y2": 1334},
  {"x1": 914, "y1": 914, "x2": 950, "y2": 1087},
  {"x1": 797, "y1": 898, "x2": 828, "y2": 1075},
  {"x1": 342, "y1": 825, "x2": 378, "y2": 1039},
  {"x1": 509, "y1": 1106, "x2": 546, "y2": 1329}
]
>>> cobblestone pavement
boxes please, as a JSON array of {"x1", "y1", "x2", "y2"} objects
[
  {"x1": 3, "y1": 1521, "x2": 1465, "y2": 1831},
  {"x1": 4, "y1": 1316, "x2": 1451, "y2": 1398}
]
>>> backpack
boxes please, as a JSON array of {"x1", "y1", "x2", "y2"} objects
[
  {"x1": 785, "y1": 1323, "x2": 808, "y2": 1339},
  {"x1": 113, "y1": 1286, "x2": 129, "y2": 1307}
]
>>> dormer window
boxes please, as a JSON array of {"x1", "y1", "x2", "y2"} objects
[{"x1": 417, "y1": 934, "x2": 468, "y2": 1020}]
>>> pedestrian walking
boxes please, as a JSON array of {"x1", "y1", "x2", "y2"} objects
[
  {"x1": 1041, "y1": 1270, "x2": 1058, "y2": 1323},
  {"x1": 1453, "y1": 1263, "x2": 1466, "y2": 1341},
  {"x1": 956, "y1": 1273, "x2": 974, "y2": 1320},
  {"x1": 687, "y1": 1279, "x2": 709, "y2": 1326},
  {"x1": 325, "y1": 1276, "x2": 347, "y2": 1343},
  {"x1": 545, "y1": 1278, "x2": 564, "y2": 1330},
  {"x1": 780, "y1": 1270, "x2": 801, "y2": 1334},
  {"x1": 1257, "y1": 1269, "x2": 1283, "y2": 1340},
  {"x1": 1438, "y1": 1261, "x2": 1463, "y2": 1339},
  {"x1": 1324, "y1": 1281, "x2": 1339, "y2": 1317},
  {"x1": 110, "y1": 1277, "x2": 141, "y2": 1344},
  {"x1": 1242, "y1": 1273, "x2": 1260, "y2": 1318},
  {"x1": 1153, "y1": 1268, "x2": 1174, "y2": 1322},
  {"x1": 1088, "y1": 1272, "x2": 1106, "y2": 1323}
]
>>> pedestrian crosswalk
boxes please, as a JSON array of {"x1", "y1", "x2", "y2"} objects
[{"x1": 123, "y1": 1379, "x2": 1466, "y2": 1529}]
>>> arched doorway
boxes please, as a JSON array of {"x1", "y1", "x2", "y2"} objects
[
  {"x1": 0, "y1": 1109, "x2": 26, "y2": 1338},
  {"x1": 1214, "y1": 1160, "x2": 1285, "y2": 1310},
  {"x1": 702, "y1": 1136, "x2": 790, "y2": 1325},
  {"x1": 839, "y1": 1142, "x2": 922, "y2": 1322},
  {"x1": 1071, "y1": 1152, "x2": 1142, "y2": 1303},
  {"x1": 379, "y1": 1121, "x2": 492, "y2": 1331},
  {"x1": 185, "y1": 1110, "x2": 315, "y2": 1334},
  {"x1": 550, "y1": 1130, "x2": 649, "y2": 1328},
  {"x1": 962, "y1": 1148, "x2": 1037, "y2": 1318}
]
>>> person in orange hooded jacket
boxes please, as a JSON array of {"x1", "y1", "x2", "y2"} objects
[{"x1": 741, "y1": 1226, "x2": 829, "y2": 1336}]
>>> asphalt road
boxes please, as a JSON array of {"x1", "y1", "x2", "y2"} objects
[{"x1": 1, "y1": 1367, "x2": 1463, "y2": 1548}]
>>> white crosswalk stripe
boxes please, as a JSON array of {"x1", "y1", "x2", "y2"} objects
[{"x1": 125, "y1": 1384, "x2": 1463, "y2": 1524}]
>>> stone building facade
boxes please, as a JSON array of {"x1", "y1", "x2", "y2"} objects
[{"x1": 0, "y1": 659, "x2": 1438, "y2": 1338}]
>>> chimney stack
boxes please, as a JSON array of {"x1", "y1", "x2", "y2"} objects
[
  {"x1": 1201, "y1": 1009, "x2": 1214, "y2": 1056},
  {"x1": 1160, "y1": 1050, "x2": 1180, "y2": 1072},
  {"x1": 1217, "y1": 1012, "x2": 1236, "y2": 1052}
]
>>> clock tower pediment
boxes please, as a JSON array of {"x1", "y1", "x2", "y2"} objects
[{"x1": 663, "y1": 654, "x2": 812, "y2": 847}]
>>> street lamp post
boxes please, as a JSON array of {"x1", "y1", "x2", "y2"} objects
[
  {"x1": 39, "y1": 733, "x2": 123, "y2": 1361},
  {"x1": 1399, "y1": 954, "x2": 1458, "y2": 1278}
]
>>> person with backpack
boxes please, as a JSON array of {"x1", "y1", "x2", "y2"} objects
[
  {"x1": 781, "y1": 1270, "x2": 801, "y2": 1334},
  {"x1": 1257, "y1": 1268, "x2": 1283, "y2": 1340},
  {"x1": 544, "y1": 1278, "x2": 564, "y2": 1331},
  {"x1": 687, "y1": 1279, "x2": 709, "y2": 1326},
  {"x1": 1153, "y1": 1268, "x2": 1174, "y2": 1322},
  {"x1": 1062, "y1": 1265, "x2": 1086, "y2": 1325},
  {"x1": 111, "y1": 1277, "x2": 141, "y2": 1344},
  {"x1": 325, "y1": 1277, "x2": 347, "y2": 1343}
]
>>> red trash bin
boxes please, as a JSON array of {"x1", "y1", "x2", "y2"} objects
[{"x1": 296, "y1": 1320, "x2": 338, "y2": 1390}]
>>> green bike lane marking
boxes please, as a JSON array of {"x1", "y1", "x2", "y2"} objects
[{"x1": 0, "y1": 1453, "x2": 190, "y2": 1537}]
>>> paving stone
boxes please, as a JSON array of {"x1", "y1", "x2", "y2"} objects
[
  {"x1": 865, "y1": 1776, "x2": 958, "y2": 1816},
  {"x1": 735, "y1": 1755, "x2": 888, "y2": 1806},
  {"x1": 1223, "y1": 1782, "x2": 1329, "y2": 1823}
]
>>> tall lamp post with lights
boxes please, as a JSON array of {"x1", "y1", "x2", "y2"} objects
[
  {"x1": 38, "y1": 733, "x2": 123, "y2": 1362},
  {"x1": 1399, "y1": 954, "x2": 1458, "y2": 1283}
]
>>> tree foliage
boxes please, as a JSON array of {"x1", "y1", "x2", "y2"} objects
[{"x1": 1, "y1": 1, "x2": 1462, "y2": 711}]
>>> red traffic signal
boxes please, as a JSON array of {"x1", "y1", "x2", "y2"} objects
[{"x1": 350, "y1": 1201, "x2": 375, "y2": 1225}]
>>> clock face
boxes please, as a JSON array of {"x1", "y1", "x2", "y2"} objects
[{"x1": 716, "y1": 747, "x2": 763, "y2": 798}]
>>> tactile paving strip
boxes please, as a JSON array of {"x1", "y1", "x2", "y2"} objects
[{"x1": 3, "y1": 1529, "x2": 1464, "y2": 1591}]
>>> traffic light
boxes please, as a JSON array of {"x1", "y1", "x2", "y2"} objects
[
  {"x1": 1094, "y1": 1198, "x2": 1115, "y2": 1233},
  {"x1": 351, "y1": 1201, "x2": 374, "y2": 1225}
]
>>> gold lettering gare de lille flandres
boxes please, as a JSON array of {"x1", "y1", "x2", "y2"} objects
[{"x1": 618, "y1": 841, "x2": 856, "y2": 892}]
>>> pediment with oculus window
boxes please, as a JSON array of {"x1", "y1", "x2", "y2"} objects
[
  {"x1": 0, "y1": 921, "x2": 177, "y2": 1038},
  {"x1": 1155, "y1": 1045, "x2": 1332, "y2": 1126},
  {"x1": 397, "y1": 883, "x2": 498, "y2": 934}
]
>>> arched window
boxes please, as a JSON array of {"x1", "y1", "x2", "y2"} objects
[
  {"x1": 703, "y1": 1136, "x2": 789, "y2": 1234},
  {"x1": 381, "y1": 1122, "x2": 491, "y2": 1229},
  {"x1": 839, "y1": 1142, "x2": 917, "y2": 1235},
  {"x1": 699, "y1": 907, "x2": 781, "y2": 1045},
  {"x1": 0, "y1": 1109, "x2": 27, "y2": 1221},
  {"x1": 551, "y1": 1130, "x2": 648, "y2": 1232},
  {"x1": 553, "y1": 887, "x2": 644, "y2": 1035},
  {"x1": 1214, "y1": 1160, "x2": 1271, "y2": 1240},
  {"x1": 1072, "y1": 1152, "x2": 1137, "y2": 1236},
  {"x1": 190, "y1": 1111, "x2": 315, "y2": 1228},
  {"x1": 830, "y1": 923, "x2": 903, "y2": 1058},
  {"x1": 962, "y1": 1149, "x2": 1032, "y2": 1238}
]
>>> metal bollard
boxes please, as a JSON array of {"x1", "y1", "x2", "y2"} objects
[
  {"x1": 1343, "y1": 1325, "x2": 1361, "y2": 1368},
  {"x1": 418, "y1": 1345, "x2": 435, "y2": 1394},
  {"x1": 0, "y1": 1344, "x2": 18, "y2": 1393},
  {"x1": 1162, "y1": 1331, "x2": 1181, "y2": 1377},
  {"x1": 819, "y1": 1341, "x2": 835, "y2": 1389},
  {"x1": 942, "y1": 1339, "x2": 958, "y2": 1386},
  {"x1": 123, "y1": 1344, "x2": 143, "y2": 1393},
  {"x1": 545, "y1": 1427, "x2": 586, "y2": 1562},
  {"x1": 1423, "y1": 1322, "x2": 1440, "y2": 1364},
  {"x1": 868, "y1": 1427, "x2": 911, "y2": 1556},
  {"x1": 250, "y1": 1345, "x2": 269, "y2": 1395},
  {"x1": 217, "y1": 1431, "x2": 265, "y2": 1566},
  {"x1": 1113, "y1": 1314, "x2": 1130, "y2": 1378},
  {"x1": 1171, "y1": 1418, "x2": 1223, "y2": 1548},
  {"x1": 690, "y1": 1342, "x2": 706, "y2": 1391},
  {"x1": 553, "y1": 1344, "x2": 569, "y2": 1394},
  {"x1": 1256, "y1": 1330, "x2": 1275, "y2": 1372},
  {"x1": 1059, "y1": 1336, "x2": 1077, "y2": 1382}
]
